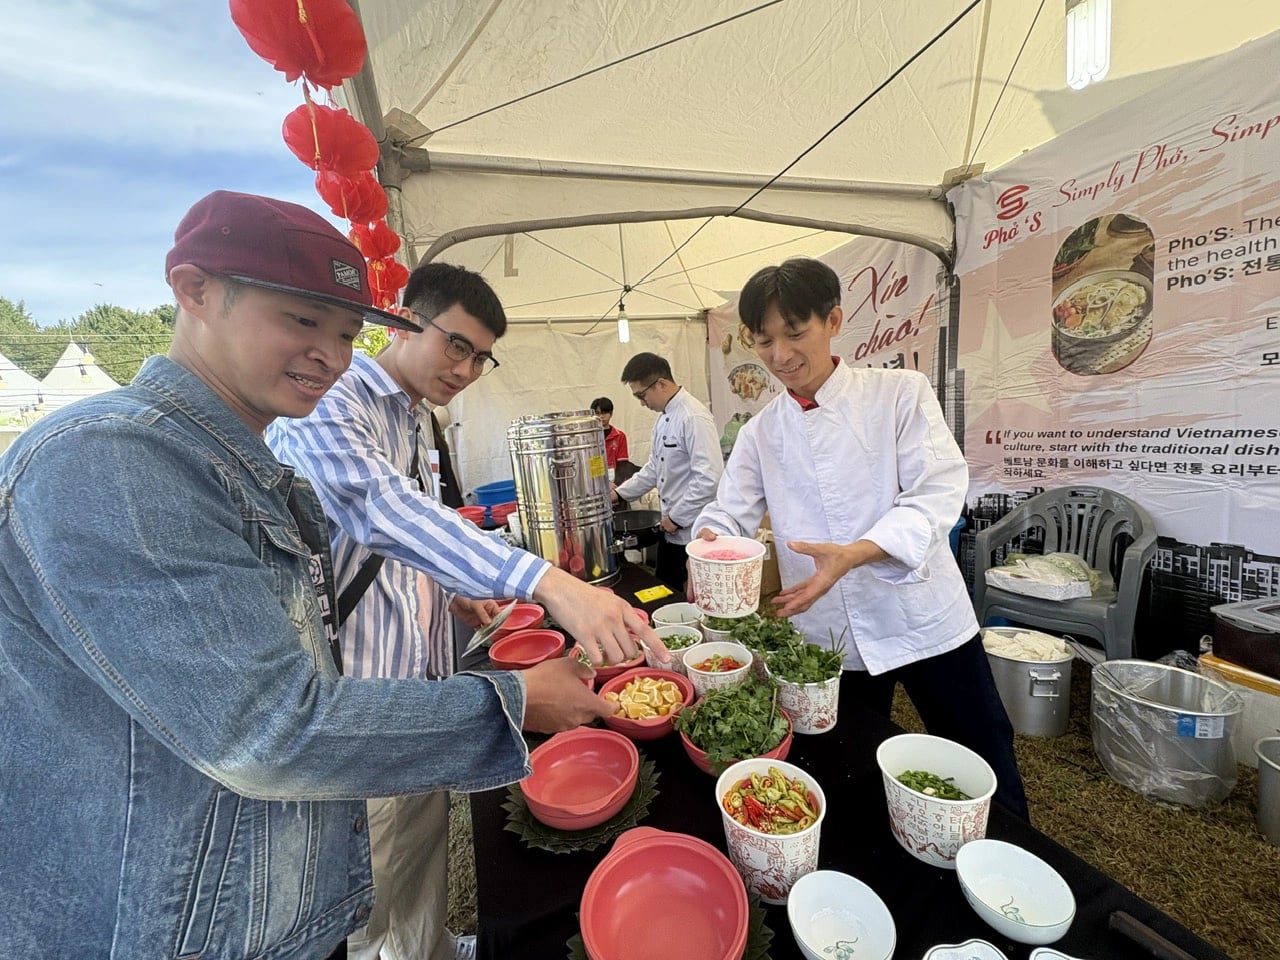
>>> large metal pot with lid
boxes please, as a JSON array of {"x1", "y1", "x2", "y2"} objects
[{"x1": 508, "y1": 410, "x2": 622, "y2": 584}]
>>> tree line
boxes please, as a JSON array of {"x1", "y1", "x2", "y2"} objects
[{"x1": 1, "y1": 297, "x2": 390, "y2": 386}]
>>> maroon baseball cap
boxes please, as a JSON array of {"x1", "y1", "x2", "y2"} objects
[{"x1": 164, "y1": 190, "x2": 420, "y2": 332}]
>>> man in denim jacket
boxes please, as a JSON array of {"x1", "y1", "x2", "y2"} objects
[{"x1": 0, "y1": 192, "x2": 622, "y2": 959}]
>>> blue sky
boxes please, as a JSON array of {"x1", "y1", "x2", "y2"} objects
[{"x1": 0, "y1": 1, "x2": 341, "y2": 326}]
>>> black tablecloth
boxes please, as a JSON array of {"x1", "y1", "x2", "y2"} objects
[{"x1": 470, "y1": 570, "x2": 1230, "y2": 960}]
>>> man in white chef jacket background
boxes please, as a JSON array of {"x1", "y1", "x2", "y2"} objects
[
  {"x1": 611, "y1": 352, "x2": 723, "y2": 593},
  {"x1": 691, "y1": 257, "x2": 1029, "y2": 820}
]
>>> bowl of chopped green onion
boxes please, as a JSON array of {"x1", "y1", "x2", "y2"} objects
[{"x1": 875, "y1": 733, "x2": 997, "y2": 869}]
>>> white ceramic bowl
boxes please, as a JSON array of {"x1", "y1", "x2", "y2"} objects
[
  {"x1": 875, "y1": 733, "x2": 997, "y2": 869},
  {"x1": 786, "y1": 870, "x2": 896, "y2": 960},
  {"x1": 652, "y1": 601, "x2": 704, "y2": 632},
  {"x1": 701, "y1": 624, "x2": 735, "y2": 643},
  {"x1": 922, "y1": 939, "x2": 1009, "y2": 960},
  {"x1": 955, "y1": 839, "x2": 1076, "y2": 945},
  {"x1": 647, "y1": 624, "x2": 703, "y2": 675},
  {"x1": 683, "y1": 641, "x2": 753, "y2": 698}
]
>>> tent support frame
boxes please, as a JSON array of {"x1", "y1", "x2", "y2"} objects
[{"x1": 417, "y1": 206, "x2": 952, "y2": 270}]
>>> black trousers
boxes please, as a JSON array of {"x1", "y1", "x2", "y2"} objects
[
  {"x1": 842, "y1": 633, "x2": 1031, "y2": 821},
  {"x1": 654, "y1": 538, "x2": 689, "y2": 595}
]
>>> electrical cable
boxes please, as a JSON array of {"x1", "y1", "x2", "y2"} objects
[
  {"x1": 626, "y1": 0, "x2": 983, "y2": 293},
  {"x1": 415, "y1": 1, "x2": 787, "y2": 141}
]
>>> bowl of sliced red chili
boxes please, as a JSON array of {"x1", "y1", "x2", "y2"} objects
[
  {"x1": 683, "y1": 641, "x2": 753, "y2": 698},
  {"x1": 714, "y1": 758, "x2": 826, "y2": 904}
]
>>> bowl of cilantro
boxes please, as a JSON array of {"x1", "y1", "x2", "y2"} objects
[
  {"x1": 763, "y1": 629, "x2": 846, "y2": 735},
  {"x1": 674, "y1": 679, "x2": 793, "y2": 776}
]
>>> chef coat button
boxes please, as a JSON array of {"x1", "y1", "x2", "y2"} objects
[
  {"x1": 355, "y1": 904, "x2": 372, "y2": 923},
  {"x1": 353, "y1": 816, "x2": 366, "y2": 833}
]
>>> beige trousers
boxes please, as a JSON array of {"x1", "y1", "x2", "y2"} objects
[{"x1": 347, "y1": 790, "x2": 452, "y2": 960}]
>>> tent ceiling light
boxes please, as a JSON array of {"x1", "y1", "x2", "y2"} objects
[
  {"x1": 1066, "y1": 0, "x2": 1111, "y2": 90},
  {"x1": 616, "y1": 303, "x2": 630, "y2": 344}
]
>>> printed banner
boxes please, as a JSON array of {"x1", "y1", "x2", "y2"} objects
[
  {"x1": 950, "y1": 31, "x2": 1280, "y2": 639},
  {"x1": 707, "y1": 235, "x2": 948, "y2": 452}
]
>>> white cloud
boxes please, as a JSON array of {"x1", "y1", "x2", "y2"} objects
[
  {"x1": 0, "y1": 1, "x2": 356, "y2": 325},
  {"x1": 1, "y1": 1, "x2": 312, "y2": 154}
]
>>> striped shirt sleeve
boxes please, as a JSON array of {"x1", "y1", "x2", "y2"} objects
[{"x1": 271, "y1": 377, "x2": 550, "y2": 602}]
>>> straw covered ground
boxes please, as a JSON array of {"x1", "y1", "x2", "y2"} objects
[{"x1": 447, "y1": 662, "x2": 1280, "y2": 959}]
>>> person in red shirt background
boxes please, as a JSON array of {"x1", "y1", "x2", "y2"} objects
[{"x1": 591, "y1": 396, "x2": 629, "y2": 472}]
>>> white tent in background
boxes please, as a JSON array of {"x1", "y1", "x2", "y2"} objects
[
  {"x1": 39, "y1": 343, "x2": 119, "y2": 412},
  {"x1": 0, "y1": 351, "x2": 46, "y2": 420}
]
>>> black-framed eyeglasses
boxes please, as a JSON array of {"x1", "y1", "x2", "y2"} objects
[
  {"x1": 632, "y1": 379, "x2": 661, "y2": 402},
  {"x1": 412, "y1": 312, "x2": 500, "y2": 375}
]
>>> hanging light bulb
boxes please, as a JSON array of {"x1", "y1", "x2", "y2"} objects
[
  {"x1": 80, "y1": 364, "x2": 91, "y2": 383},
  {"x1": 617, "y1": 301, "x2": 630, "y2": 344},
  {"x1": 1066, "y1": 0, "x2": 1111, "y2": 90},
  {"x1": 81, "y1": 345, "x2": 95, "y2": 365}
]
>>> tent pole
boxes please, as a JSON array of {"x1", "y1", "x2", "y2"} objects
[
  {"x1": 420, "y1": 151, "x2": 941, "y2": 200},
  {"x1": 418, "y1": 206, "x2": 953, "y2": 270}
]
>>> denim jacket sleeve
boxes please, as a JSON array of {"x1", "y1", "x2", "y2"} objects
[{"x1": 5, "y1": 416, "x2": 530, "y2": 800}]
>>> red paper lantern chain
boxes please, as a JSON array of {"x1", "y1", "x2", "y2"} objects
[{"x1": 231, "y1": 0, "x2": 407, "y2": 309}]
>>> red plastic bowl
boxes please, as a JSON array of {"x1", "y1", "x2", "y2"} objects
[
  {"x1": 598, "y1": 667, "x2": 695, "y2": 741},
  {"x1": 521, "y1": 728, "x2": 640, "y2": 831},
  {"x1": 488, "y1": 628, "x2": 565, "y2": 670},
  {"x1": 457, "y1": 505, "x2": 487, "y2": 524},
  {"x1": 581, "y1": 827, "x2": 749, "y2": 960},
  {"x1": 491, "y1": 602, "x2": 545, "y2": 638},
  {"x1": 593, "y1": 650, "x2": 646, "y2": 684},
  {"x1": 679, "y1": 704, "x2": 794, "y2": 776}
]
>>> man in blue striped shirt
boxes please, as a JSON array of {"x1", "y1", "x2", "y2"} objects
[{"x1": 268, "y1": 262, "x2": 663, "y2": 960}]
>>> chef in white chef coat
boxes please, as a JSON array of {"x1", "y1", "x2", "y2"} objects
[
  {"x1": 692, "y1": 257, "x2": 1028, "y2": 820},
  {"x1": 611, "y1": 352, "x2": 723, "y2": 593}
]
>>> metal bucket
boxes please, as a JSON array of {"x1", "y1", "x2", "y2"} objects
[
  {"x1": 1091, "y1": 659, "x2": 1244, "y2": 806},
  {"x1": 983, "y1": 628, "x2": 1073, "y2": 737},
  {"x1": 507, "y1": 411, "x2": 619, "y2": 585},
  {"x1": 1255, "y1": 737, "x2": 1280, "y2": 845}
]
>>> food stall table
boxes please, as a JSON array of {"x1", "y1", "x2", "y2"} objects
[{"x1": 470, "y1": 671, "x2": 1229, "y2": 960}]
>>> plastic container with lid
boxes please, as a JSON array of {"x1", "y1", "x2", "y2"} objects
[{"x1": 1211, "y1": 598, "x2": 1280, "y2": 681}]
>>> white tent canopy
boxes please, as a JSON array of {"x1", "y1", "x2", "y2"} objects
[
  {"x1": 0, "y1": 350, "x2": 46, "y2": 415},
  {"x1": 40, "y1": 343, "x2": 119, "y2": 412},
  {"x1": 345, "y1": 0, "x2": 1280, "y2": 323},
  {"x1": 342, "y1": 1, "x2": 1280, "y2": 490}
]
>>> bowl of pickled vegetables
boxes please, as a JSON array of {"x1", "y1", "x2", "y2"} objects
[
  {"x1": 714, "y1": 759, "x2": 826, "y2": 904},
  {"x1": 598, "y1": 667, "x2": 694, "y2": 740},
  {"x1": 875, "y1": 733, "x2": 997, "y2": 869}
]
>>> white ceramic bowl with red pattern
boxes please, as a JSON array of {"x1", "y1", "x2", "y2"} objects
[
  {"x1": 713, "y1": 757, "x2": 826, "y2": 904},
  {"x1": 875, "y1": 733, "x2": 997, "y2": 870}
]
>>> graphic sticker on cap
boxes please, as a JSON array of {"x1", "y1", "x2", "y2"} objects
[{"x1": 332, "y1": 259, "x2": 363, "y2": 291}]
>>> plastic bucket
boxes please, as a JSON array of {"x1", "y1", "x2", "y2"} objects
[
  {"x1": 983, "y1": 628, "x2": 1073, "y2": 737},
  {"x1": 1091, "y1": 659, "x2": 1244, "y2": 806},
  {"x1": 474, "y1": 479, "x2": 517, "y2": 505},
  {"x1": 1256, "y1": 737, "x2": 1280, "y2": 846}
]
